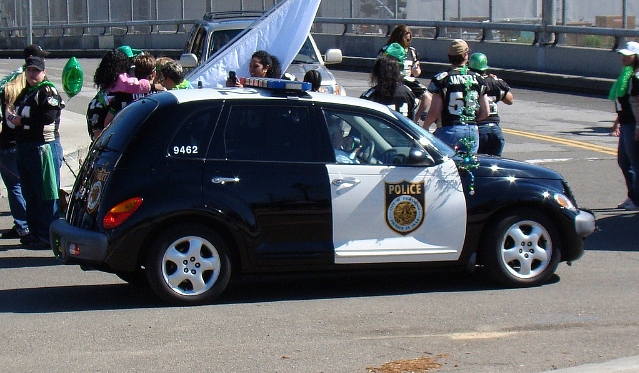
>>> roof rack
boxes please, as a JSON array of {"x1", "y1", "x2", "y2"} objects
[{"x1": 203, "y1": 10, "x2": 264, "y2": 22}]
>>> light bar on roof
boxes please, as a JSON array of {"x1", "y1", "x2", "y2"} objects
[{"x1": 244, "y1": 77, "x2": 311, "y2": 91}]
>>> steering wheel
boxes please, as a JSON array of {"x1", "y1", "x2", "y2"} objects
[
  {"x1": 378, "y1": 149, "x2": 404, "y2": 165},
  {"x1": 356, "y1": 140, "x2": 375, "y2": 164}
]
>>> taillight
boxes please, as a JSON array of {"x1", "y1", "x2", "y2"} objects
[{"x1": 102, "y1": 197, "x2": 143, "y2": 229}]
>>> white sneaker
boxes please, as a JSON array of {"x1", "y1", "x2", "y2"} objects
[
  {"x1": 625, "y1": 201, "x2": 639, "y2": 211},
  {"x1": 618, "y1": 198, "x2": 633, "y2": 209}
]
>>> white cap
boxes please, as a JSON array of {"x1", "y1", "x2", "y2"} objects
[{"x1": 618, "y1": 41, "x2": 639, "y2": 56}]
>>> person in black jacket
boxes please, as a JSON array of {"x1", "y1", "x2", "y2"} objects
[
  {"x1": 469, "y1": 52, "x2": 514, "y2": 156},
  {"x1": 360, "y1": 55, "x2": 416, "y2": 120},
  {"x1": 421, "y1": 39, "x2": 489, "y2": 153},
  {"x1": 5, "y1": 56, "x2": 65, "y2": 248}
]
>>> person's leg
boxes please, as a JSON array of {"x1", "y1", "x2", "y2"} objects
[
  {"x1": 618, "y1": 124, "x2": 636, "y2": 205},
  {"x1": 478, "y1": 123, "x2": 505, "y2": 156},
  {"x1": 452, "y1": 124, "x2": 479, "y2": 153},
  {"x1": 0, "y1": 148, "x2": 28, "y2": 236},
  {"x1": 493, "y1": 124, "x2": 506, "y2": 156},
  {"x1": 16, "y1": 143, "x2": 42, "y2": 241},
  {"x1": 433, "y1": 126, "x2": 456, "y2": 150},
  {"x1": 477, "y1": 124, "x2": 490, "y2": 155},
  {"x1": 621, "y1": 124, "x2": 639, "y2": 206}
]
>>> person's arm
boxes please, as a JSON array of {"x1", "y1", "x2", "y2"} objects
[
  {"x1": 475, "y1": 93, "x2": 490, "y2": 122},
  {"x1": 413, "y1": 91, "x2": 431, "y2": 123},
  {"x1": 497, "y1": 80, "x2": 514, "y2": 105},
  {"x1": 611, "y1": 115, "x2": 620, "y2": 137},
  {"x1": 421, "y1": 92, "x2": 442, "y2": 131},
  {"x1": 502, "y1": 90, "x2": 514, "y2": 105},
  {"x1": 10, "y1": 87, "x2": 60, "y2": 130}
]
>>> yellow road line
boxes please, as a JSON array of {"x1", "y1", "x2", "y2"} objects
[{"x1": 502, "y1": 128, "x2": 618, "y2": 156}]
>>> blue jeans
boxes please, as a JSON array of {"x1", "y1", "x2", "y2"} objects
[
  {"x1": 16, "y1": 142, "x2": 60, "y2": 242},
  {"x1": 0, "y1": 147, "x2": 28, "y2": 232},
  {"x1": 618, "y1": 122, "x2": 639, "y2": 205},
  {"x1": 434, "y1": 124, "x2": 480, "y2": 154},
  {"x1": 477, "y1": 123, "x2": 505, "y2": 156}
]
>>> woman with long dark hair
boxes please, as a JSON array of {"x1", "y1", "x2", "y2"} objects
[
  {"x1": 360, "y1": 55, "x2": 416, "y2": 120},
  {"x1": 380, "y1": 25, "x2": 431, "y2": 122}
]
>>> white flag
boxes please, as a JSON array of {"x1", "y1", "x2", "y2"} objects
[{"x1": 187, "y1": 0, "x2": 321, "y2": 88}]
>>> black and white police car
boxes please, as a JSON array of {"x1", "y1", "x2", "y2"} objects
[{"x1": 50, "y1": 78, "x2": 596, "y2": 305}]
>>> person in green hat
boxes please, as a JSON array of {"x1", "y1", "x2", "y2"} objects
[
  {"x1": 380, "y1": 25, "x2": 431, "y2": 123},
  {"x1": 468, "y1": 52, "x2": 514, "y2": 156}
]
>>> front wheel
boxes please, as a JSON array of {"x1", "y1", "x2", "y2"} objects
[
  {"x1": 145, "y1": 223, "x2": 232, "y2": 305},
  {"x1": 482, "y1": 208, "x2": 561, "y2": 287}
]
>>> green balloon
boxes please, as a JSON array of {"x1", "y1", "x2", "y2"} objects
[{"x1": 62, "y1": 56, "x2": 83, "y2": 98}]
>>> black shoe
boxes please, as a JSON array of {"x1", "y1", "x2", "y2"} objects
[
  {"x1": 1, "y1": 228, "x2": 20, "y2": 239},
  {"x1": 20, "y1": 235, "x2": 50, "y2": 250},
  {"x1": 20, "y1": 234, "x2": 37, "y2": 246}
]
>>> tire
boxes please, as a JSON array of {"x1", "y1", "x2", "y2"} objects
[
  {"x1": 482, "y1": 208, "x2": 561, "y2": 287},
  {"x1": 145, "y1": 223, "x2": 232, "y2": 305}
]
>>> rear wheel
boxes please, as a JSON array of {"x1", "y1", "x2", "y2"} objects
[
  {"x1": 145, "y1": 223, "x2": 232, "y2": 305},
  {"x1": 483, "y1": 208, "x2": 561, "y2": 287}
]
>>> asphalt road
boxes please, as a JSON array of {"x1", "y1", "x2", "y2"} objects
[{"x1": 0, "y1": 59, "x2": 637, "y2": 373}]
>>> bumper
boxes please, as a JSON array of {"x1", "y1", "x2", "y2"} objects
[
  {"x1": 575, "y1": 209, "x2": 596, "y2": 238},
  {"x1": 49, "y1": 219, "x2": 109, "y2": 263}
]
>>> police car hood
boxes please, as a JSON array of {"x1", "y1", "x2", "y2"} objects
[{"x1": 470, "y1": 156, "x2": 564, "y2": 180}]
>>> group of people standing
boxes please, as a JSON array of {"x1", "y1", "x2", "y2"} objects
[
  {"x1": 0, "y1": 45, "x2": 65, "y2": 249},
  {"x1": 87, "y1": 46, "x2": 191, "y2": 140},
  {"x1": 360, "y1": 25, "x2": 513, "y2": 156}
]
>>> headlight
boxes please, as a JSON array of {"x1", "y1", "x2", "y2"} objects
[{"x1": 554, "y1": 193, "x2": 578, "y2": 212}]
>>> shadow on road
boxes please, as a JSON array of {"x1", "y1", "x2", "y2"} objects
[
  {"x1": 585, "y1": 209, "x2": 639, "y2": 252},
  {"x1": 0, "y1": 267, "x2": 537, "y2": 313},
  {"x1": 0, "y1": 253, "x2": 59, "y2": 269}
]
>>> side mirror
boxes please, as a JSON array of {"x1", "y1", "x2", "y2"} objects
[
  {"x1": 408, "y1": 147, "x2": 435, "y2": 166},
  {"x1": 324, "y1": 49, "x2": 342, "y2": 64},
  {"x1": 179, "y1": 53, "x2": 198, "y2": 68}
]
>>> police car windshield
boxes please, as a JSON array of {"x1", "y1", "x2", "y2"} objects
[
  {"x1": 292, "y1": 37, "x2": 319, "y2": 64},
  {"x1": 392, "y1": 111, "x2": 456, "y2": 158}
]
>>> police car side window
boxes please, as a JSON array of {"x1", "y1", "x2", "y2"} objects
[
  {"x1": 225, "y1": 105, "x2": 314, "y2": 162},
  {"x1": 168, "y1": 105, "x2": 221, "y2": 159},
  {"x1": 191, "y1": 27, "x2": 206, "y2": 62},
  {"x1": 323, "y1": 109, "x2": 414, "y2": 166}
]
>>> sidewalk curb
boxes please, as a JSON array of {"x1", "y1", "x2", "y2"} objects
[{"x1": 540, "y1": 355, "x2": 639, "y2": 373}]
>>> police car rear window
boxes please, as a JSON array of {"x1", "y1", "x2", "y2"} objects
[{"x1": 93, "y1": 98, "x2": 159, "y2": 153}]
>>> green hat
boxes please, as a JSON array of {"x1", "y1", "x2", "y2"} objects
[
  {"x1": 117, "y1": 45, "x2": 142, "y2": 58},
  {"x1": 469, "y1": 52, "x2": 489, "y2": 71},
  {"x1": 383, "y1": 42, "x2": 406, "y2": 62}
]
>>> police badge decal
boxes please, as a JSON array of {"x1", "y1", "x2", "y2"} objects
[{"x1": 385, "y1": 181, "x2": 425, "y2": 235}]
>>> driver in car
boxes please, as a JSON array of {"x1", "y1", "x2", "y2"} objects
[{"x1": 327, "y1": 116, "x2": 359, "y2": 164}]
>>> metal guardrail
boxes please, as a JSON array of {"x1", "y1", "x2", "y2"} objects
[
  {"x1": 315, "y1": 17, "x2": 639, "y2": 50},
  {"x1": 0, "y1": 19, "x2": 198, "y2": 37},
  {"x1": 2, "y1": 17, "x2": 639, "y2": 51}
]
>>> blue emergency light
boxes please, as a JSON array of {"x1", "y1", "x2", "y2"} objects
[{"x1": 244, "y1": 77, "x2": 311, "y2": 91}]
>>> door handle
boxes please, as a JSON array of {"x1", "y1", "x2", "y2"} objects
[
  {"x1": 212, "y1": 176, "x2": 240, "y2": 184},
  {"x1": 332, "y1": 177, "x2": 361, "y2": 186}
]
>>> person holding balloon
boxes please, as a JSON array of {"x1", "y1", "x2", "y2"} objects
[{"x1": 5, "y1": 56, "x2": 65, "y2": 249}]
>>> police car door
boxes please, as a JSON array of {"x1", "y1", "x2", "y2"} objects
[{"x1": 323, "y1": 109, "x2": 467, "y2": 264}]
